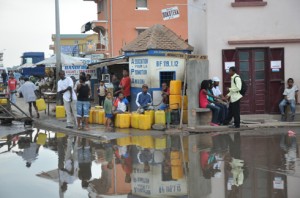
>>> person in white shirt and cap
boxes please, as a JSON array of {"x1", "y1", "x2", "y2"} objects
[
  {"x1": 57, "y1": 71, "x2": 78, "y2": 128},
  {"x1": 212, "y1": 77, "x2": 226, "y2": 101},
  {"x1": 211, "y1": 77, "x2": 228, "y2": 124}
]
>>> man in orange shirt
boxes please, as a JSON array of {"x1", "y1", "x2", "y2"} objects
[{"x1": 7, "y1": 73, "x2": 18, "y2": 104}]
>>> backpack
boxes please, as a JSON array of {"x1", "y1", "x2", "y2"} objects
[{"x1": 234, "y1": 76, "x2": 247, "y2": 96}]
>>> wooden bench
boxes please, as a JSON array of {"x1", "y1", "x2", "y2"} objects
[{"x1": 190, "y1": 108, "x2": 212, "y2": 126}]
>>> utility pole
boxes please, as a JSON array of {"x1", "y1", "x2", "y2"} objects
[{"x1": 55, "y1": 0, "x2": 62, "y2": 105}]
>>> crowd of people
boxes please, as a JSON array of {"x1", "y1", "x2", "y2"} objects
[
  {"x1": 3, "y1": 65, "x2": 299, "y2": 128},
  {"x1": 199, "y1": 67, "x2": 243, "y2": 128}
]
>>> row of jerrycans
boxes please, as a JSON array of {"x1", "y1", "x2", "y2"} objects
[{"x1": 88, "y1": 109, "x2": 168, "y2": 130}]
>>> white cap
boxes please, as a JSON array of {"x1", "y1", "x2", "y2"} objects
[{"x1": 212, "y1": 77, "x2": 220, "y2": 82}]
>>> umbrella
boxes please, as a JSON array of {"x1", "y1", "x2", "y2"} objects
[{"x1": 35, "y1": 53, "x2": 84, "y2": 66}]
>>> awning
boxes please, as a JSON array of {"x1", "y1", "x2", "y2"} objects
[{"x1": 88, "y1": 56, "x2": 128, "y2": 69}]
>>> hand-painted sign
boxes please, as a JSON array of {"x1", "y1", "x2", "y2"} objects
[
  {"x1": 62, "y1": 66, "x2": 97, "y2": 80},
  {"x1": 130, "y1": 58, "x2": 149, "y2": 87},
  {"x1": 162, "y1": 6, "x2": 180, "y2": 21}
]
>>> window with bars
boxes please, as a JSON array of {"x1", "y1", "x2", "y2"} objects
[
  {"x1": 136, "y1": 0, "x2": 147, "y2": 9},
  {"x1": 160, "y1": 71, "x2": 175, "y2": 87}
]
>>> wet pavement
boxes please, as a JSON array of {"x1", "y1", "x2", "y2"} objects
[{"x1": 0, "y1": 127, "x2": 300, "y2": 198}]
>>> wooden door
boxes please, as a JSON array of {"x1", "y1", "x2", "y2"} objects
[
  {"x1": 223, "y1": 48, "x2": 272, "y2": 114},
  {"x1": 268, "y1": 48, "x2": 285, "y2": 114}
]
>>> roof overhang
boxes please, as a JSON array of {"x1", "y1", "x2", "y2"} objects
[{"x1": 89, "y1": 56, "x2": 128, "y2": 69}]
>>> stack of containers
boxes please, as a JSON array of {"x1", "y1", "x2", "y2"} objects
[
  {"x1": 169, "y1": 80, "x2": 182, "y2": 110},
  {"x1": 169, "y1": 80, "x2": 182, "y2": 125},
  {"x1": 170, "y1": 151, "x2": 184, "y2": 179},
  {"x1": 169, "y1": 80, "x2": 188, "y2": 124}
]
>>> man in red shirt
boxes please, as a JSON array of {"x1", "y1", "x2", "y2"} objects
[
  {"x1": 118, "y1": 68, "x2": 131, "y2": 102},
  {"x1": 7, "y1": 73, "x2": 18, "y2": 104}
]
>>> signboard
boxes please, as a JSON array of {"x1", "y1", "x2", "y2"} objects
[
  {"x1": 61, "y1": 45, "x2": 79, "y2": 56},
  {"x1": 62, "y1": 65, "x2": 97, "y2": 80},
  {"x1": 271, "y1": 60, "x2": 281, "y2": 69},
  {"x1": 165, "y1": 52, "x2": 208, "y2": 60},
  {"x1": 225, "y1": 62, "x2": 235, "y2": 70},
  {"x1": 162, "y1": 6, "x2": 180, "y2": 21},
  {"x1": 130, "y1": 58, "x2": 149, "y2": 87},
  {"x1": 273, "y1": 177, "x2": 284, "y2": 190},
  {"x1": 131, "y1": 164, "x2": 187, "y2": 197}
]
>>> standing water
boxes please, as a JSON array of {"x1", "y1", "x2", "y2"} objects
[{"x1": 0, "y1": 127, "x2": 300, "y2": 198}]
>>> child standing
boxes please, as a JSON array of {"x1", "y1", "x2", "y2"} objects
[
  {"x1": 98, "y1": 80, "x2": 107, "y2": 106},
  {"x1": 104, "y1": 92, "x2": 113, "y2": 130}
]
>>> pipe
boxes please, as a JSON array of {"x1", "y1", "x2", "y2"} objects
[{"x1": 110, "y1": 0, "x2": 114, "y2": 57}]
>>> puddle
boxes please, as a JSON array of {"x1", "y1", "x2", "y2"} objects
[{"x1": 0, "y1": 128, "x2": 300, "y2": 198}]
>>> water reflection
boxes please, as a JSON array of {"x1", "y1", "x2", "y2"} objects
[{"x1": 0, "y1": 128, "x2": 300, "y2": 197}]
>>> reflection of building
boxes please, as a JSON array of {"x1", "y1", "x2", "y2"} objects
[
  {"x1": 82, "y1": 0, "x2": 188, "y2": 58},
  {"x1": 50, "y1": 34, "x2": 100, "y2": 58}
]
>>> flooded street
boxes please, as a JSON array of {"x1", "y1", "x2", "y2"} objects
[{"x1": 0, "y1": 128, "x2": 300, "y2": 198}]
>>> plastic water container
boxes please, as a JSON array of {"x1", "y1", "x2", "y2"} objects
[
  {"x1": 182, "y1": 95, "x2": 188, "y2": 110},
  {"x1": 92, "y1": 110, "x2": 99, "y2": 124},
  {"x1": 36, "y1": 98, "x2": 47, "y2": 111},
  {"x1": 117, "y1": 136, "x2": 132, "y2": 146},
  {"x1": 171, "y1": 165, "x2": 184, "y2": 179},
  {"x1": 56, "y1": 132, "x2": 66, "y2": 138},
  {"x1": 114, "y1": 114, "x2": 120, "y2": 128},
  {"x1": 155, "y1": 110, "x2": 166, "y2": 124},
  {"x1": 171, "y1": 151, "x2": 182, "y2": 166},
  {"x1": 145, "y1": 110, "x2": 155, "y2": 125},
  {"x1": 131, "y1": 112, "x2": 140, "y2": 129},
  {"x1": 118, "y1": 113, "x2": 131, "y2": 128},
  {"x1": 170, "y1": 80, "x2": 182, "y2": 95},
  {"x1": 169, "y1": 95, "x2": 181, "y2": 109},
  {"x1": 98, "y1": 110, "x2": 105, "y2": 125},
  {"x1": 131, "y1": 136, "x2": 140, "y2": 146},
  {"x1": 138, "y1": 136, "x2": 154, "y2": 148},
  {"x1": 183, "y1": 110, "x2": 188, "y2": 124},
  {"x1": 139, "y1": 114, "x2": 151, "y2": 130},
  {"x1": 155, "y1": 137, "x2": 167, "y2": 150},
  {"x1": 56, "y1": 106, "x2": 65, "y2": 118},
  {"x1": 0, "y1": 99, "x2": 7, "y2": 104},
  {"x1": 36, "y1": 133, "x2": 47, "y2": 145},
  {"x1": 89, "y1": 109, "x2": 94, "y2": 123}
]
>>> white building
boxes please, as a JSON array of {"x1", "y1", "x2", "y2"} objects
[{"x1": 188, "y1": 0, "x2": 300, "y2": 114}]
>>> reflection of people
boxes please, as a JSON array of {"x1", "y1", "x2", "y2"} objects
[
  {"x1": 15, "y1": 131, "x2": 40, "y2": 168},
  {"x1": 59, "y1": 136, "x2": 79, "y2": 192},
  {"x1": 280, "y1": 130, "x2": 298, "y2": 171},
  {"x1": 78, "y1": 138, "x2": 92, "y2": 188},
  {"x1": 138, "y1": 149, "x2": 153, "y2": 172}
]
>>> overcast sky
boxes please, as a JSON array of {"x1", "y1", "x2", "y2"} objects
[{"x1": 0, "y1": 0, "x2": 96, "y2": 67}]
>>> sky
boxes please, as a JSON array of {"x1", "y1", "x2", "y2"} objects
[{"x1": 0, "y1": 0, "x2": 96, "y2": 67}]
